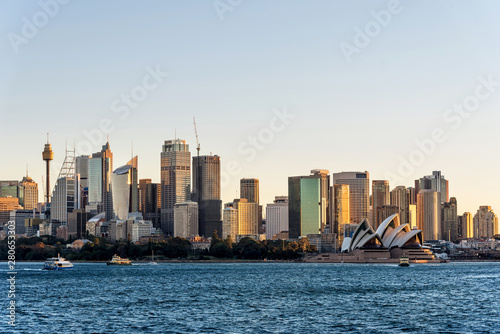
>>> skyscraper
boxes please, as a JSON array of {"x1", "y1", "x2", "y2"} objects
[
  {"x1": 222, "y1": 205, "x2": 238, "y2": 241},
  {"x1": 144, "y1": 182, "x2": 161, "y2": 229},
  {"x1": 458, "y1": 212, "x2": 473, "y2": 239},
  {"x1": 51, "y1": 146, "x2": 80, "y2": 224},
  {"x1": 161, "y1": 139, "x2": 191, "y2": 235},
  {"x1": 139, "y1": 178, "x2": 151, "y2": 214},
  {"x1": 193, "y1": 155, "x2": 222, "y2": 237},
  {"x1": 265, "y1": 196, "x2": 288, "y2": 240},
  {"x1": 390, "y1": 186, "x2": 411, "y2": 226},
  {"x1": 110, "y1": 156, "x2": 138, "y2": 220},
  {"x1": 233, "y1": 198, "x2": 259, "y2": 235},
  {"x1": 75, "y1": 155, "x2": 89, "y2": 209},
  {"x1": 372, "y1": 180, "x2": 389, "y2": 228},
  {"x1": 473, "y1": 206, "x2": 498, "y2": 238},
  {"x1": 87, "y1": 142, "x2": 113, "y2": 219},
  {"x1": 417, "y1": 190, "x2": 440, "y2": 241},
  {"x1": 288, "y1": 175, "x2": 322, "y2": 239},
  {"x1": 441, "y1": 197, "x2": 458, "y2": 241},
  {"x1": 173, "y1": 201, "x2": 199, "y2": 238},
  {"x1": 331, "y1": 184, "x2": 350, "y2": 246},
  {"x1": 332, "y1": 171, "x2": 369, "y2": 225},
  {"x1": 416, "y1": 171, "x2": 449, "y2": 204},
  {"x1": 240, "y1": 178, "x2": 259, "y2": 204}
]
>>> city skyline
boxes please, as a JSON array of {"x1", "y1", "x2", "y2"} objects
[{"x1": 1, "y1": 1, "x2": 500, "y2": 215}]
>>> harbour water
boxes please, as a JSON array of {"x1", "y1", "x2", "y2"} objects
[{"x1": 4, "y1": 262, "x2": 500, "y2": 333}]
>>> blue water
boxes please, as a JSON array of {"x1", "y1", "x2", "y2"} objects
[{"x1": 2, "y1": 262, "x2": 500, "y2": 333}]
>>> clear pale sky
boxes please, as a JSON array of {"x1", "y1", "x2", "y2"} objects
[{"x1": 1, "y1": 0, "x2": 499, "y2": 216}]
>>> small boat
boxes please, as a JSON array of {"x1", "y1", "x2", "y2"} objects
[
  {"x1": 150, "y1": 250, "x2": 158, "y2": 265},
  {"x1": 107, "y1": 254, "x2": 132, "y2": 265},
  {"x1": 43, "y1": 254, "x2": 74, "y2": 270},
  {"x1": 399, "y1": 255, "x2": 410, "y2": 267}
]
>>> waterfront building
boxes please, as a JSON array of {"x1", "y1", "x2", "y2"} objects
[
  {"x1": 372, "y1": 180, "x2": 390, "y2": 228},
  {"x1": 234, "y1": 198, "x2": 259, "y2": 235},
  {"x1": 67, "y1": 209, "x2": 92, "y2": 239},
  {"x1": 332, "y1": 171, "x2": 369, "y2": 225},
  {"x1": 222, "y1": 206, "x2": 238, "y2": 240},
  {"x1": 173, "y1": 201, "x2": 199, "y2": 238},
  {"x1": 331, "y1": 184, "x2": 350, "y2": 247},
  {"x1": 457, "y1": 212, "x2": 473, "y2": 239},
  {"x1": 265, "y1": 196, "x2": 288, "y2": 240},
  {"x1": 289, "y1": 175, "x2": 321, "y2": 239},
  {"x1": 417, "y1": 190, "x2": 440, "y2": 241},
  {"x1": 193, "y1": 155, "x2": 222, "y2": 237},
  {"x1": 160, "y1": 139, "x2": 191, "y2": 235},
  {"x1": 473, "y1": 206, "x2": 498, "y2": 238},
  {"x1": 441, "y1": 197, "x2": 458, "y2": 241}
]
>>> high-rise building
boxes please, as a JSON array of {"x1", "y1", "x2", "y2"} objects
[
  {"x1": 87, "y1": 155, "x2": 103, "y2": 215},
  {"x1": 75, "y1": 155, "x2": 90, "y2": 209},
  {"x1": 441, "y1": 197, "x2": 458, "y2": 241},
  {"x1": 473, "y1": 206, "x2": 498, "y2": 238},
  {"x1": 409, "y1": 204, "x2": 417, "y2": 229},
  {"x1": 265, "y1": 196, "x2": 288, "y2": 240},
  {"x1": 332, "y1": 171, "x2": 369, "y2": 225},
  {"x1": 0, "y1": 197, "x2": 22, "y2": 225},
  {"x1": 111, "y1": 156, "x2": 139, "y2": 220},
  {"x1": 417, "y1": 190, "x2": 440, "y2": 241},
  {"x1": 288, "y1": 175, "x2": 322, "y2": 239},
  {"x1": 376, "y1": 205, "x2": 399, "y2": 226},
  {"x1": 193, "y1": 155, "x2": 222, "y2": 237},
  {"x1": 310, "y1": 170, "x2": 330, "y2": 232},
  {"x1": 0, "y1": 181, "x2": 21, "y2": 199},
  {"x1": 51, "y1": 176, "x2": 80, "y2": 224},
  {"x1": 144, "y1": 183, "x2": 161, "y2": 229},
  {"x1": 94, "y1": 142, "x2": 113, "y2": 220},
  {"x1": 372, "y1": 180, "x2": 390, "y2": 228},
  {"x1": 20, "y1": 175, "x2": 38, "y2": 210},
  {"x1": 416, "y1": 171, "x2": 449, "y2": 204},
  {"x1": 67, "y1": 209, "x2": 91, "y2": 239},
  {"x1": 161, "y1": 139, "x2": 191, "y2": 235},
  {"x1": 139, "y1": 179, "x2": 151, "y2": 214},
  {"x1": 173, "y1": 201, "x2": 199, "y2": 238},
  {"x1": 222, "y1": 206, "x2": 238, "y2": 241},
  {"x1": 390, "y1": 186, "x2": 411, "y2": 227},
  {"x1": 240, "y1": 178, "x2": 259, "y2": 204},
  {"x1": 331, "y1": 184, "x2": 350, "y2": 246},
  {"x1": 457, "y1": 212, "x2": 473, "y2": 239},
  {"x1": 233, "y1": 198, "x2": 259, "y2": 235}
]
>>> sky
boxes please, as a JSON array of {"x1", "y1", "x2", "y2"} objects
[{"x1": 0, "y1": 0, "x2": 499, "y2": 215}]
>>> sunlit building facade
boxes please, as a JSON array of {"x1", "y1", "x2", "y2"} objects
[
  {"x1": 417, "y1": 190, "x2": 440, "y2": 241},
  {"x1": 441, "y1": 197, "x2": 458, "y2": 241},
  {"x1": 372, "y1": 180, "x2": 390, "y2": 229},
  {"x1": 473, "y1": 206, "x2": 498, "y2": 238},
  {"x1": 458, "y1": 212, "x2": 473, "y2": 239},
  {"x1": 265, "y1": 196, "x2": 288, "y2": 240},
  {"x1": 332, "y1": 171, "x2": 369, "y2": 225},
  {"x1": 390, "y1": 186, "x2": 411, "y2": 227},
  {"x1": 331, "y1": 184, "x2": 350, "y2": 246},
  {"x1": 51, "y1": 176, "x2": 80, "y2": 224}
]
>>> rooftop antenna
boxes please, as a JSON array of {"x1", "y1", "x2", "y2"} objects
[
  {"x1": 193, "y1": 117, "x2": 201, "y2": 202},
  {"x1": 26, "y1": 163, "x2": 28, "y2": 177}
]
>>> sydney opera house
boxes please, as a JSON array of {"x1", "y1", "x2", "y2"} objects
[{"x1": 306, "y1": 214, "x2": 440, "y2": 263}]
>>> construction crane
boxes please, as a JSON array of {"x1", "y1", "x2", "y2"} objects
[{"x1": 193, "y1": 117, "x2": 201, "y2": 202}]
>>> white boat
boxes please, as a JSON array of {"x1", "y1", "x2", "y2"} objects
[
  {"x1": 150, "y1": 250, "x2": 158, "y2": 265},
  {"x1": 43, "y1": 254, "x2": 74, "y2": 270}
]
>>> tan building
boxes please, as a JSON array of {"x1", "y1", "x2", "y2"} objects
[
  {"x1": 222, "y1": 206, "x2": 238, "y2": 240},
  {"x1": 372, "y1": 180, "x2": 390, "y2": 228},
  {"x1": 441, "y1": 197, "x2": 458, "y2": 241},
  {"x1": 473, "y1": 206, "x2": 498, "y2": 238},
  {"x1": 331, "y1": 184, "x2": 350, "y2": 246},
  {"x1": 0, "y1": 197, "x2": 22, "y2": 224},
  {"x1": 21, "y1": 176, "x2": 38, "y2": 210},
  {"x1": 458, "y1": 212, "x2": 473, "y2": 239},
  {"x1": 390, "y1": 186, "x2": 411, "y2": 226},
  {"x1": 173, "y1": 201, "x2": 199, "y2": 238},
  {"x1": 240, "y1": 178, "x2": 259, "y2": 204},
  {"x1": 332, "y1": 171, "x2": 369, "y2": 225},
  {"x1": 234, "y1": 198, "x2": 259, "y2": 235},
  {"x1": 417, "y1": 190, "x2": 440, "y2": 241}
]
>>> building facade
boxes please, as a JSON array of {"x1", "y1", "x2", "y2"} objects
[
  {"x1": 173, "y1": 201, "x2": 199, "y2": 238},
  {"x1": 417, "y1": 190, "x2": 440, "y2": 241},
  {"x1": 265, "y1": 196, "x2": 288, "y2": 240},
  {"x1": 332, "y1": 171, "x2": 369, "y2": 225}
]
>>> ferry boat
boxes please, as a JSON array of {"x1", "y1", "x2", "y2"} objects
[
  {"x1": 399, "y1": 255, "x2": 410, "y2": 267},
  {"x1": 107, "y1": 254, "x2": 132, "y2": 265},
  {"x1": 43, "y1": 254, "x2": 74, "y2": 270}
]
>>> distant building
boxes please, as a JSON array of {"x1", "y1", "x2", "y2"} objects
[
  {"x1": 240, "y1": 178, "x2": 262, "y2": 235},
  {"x1": 308, "y1": 234, "x2": 336, "y2": 253},
  {"x1": 441, "y1": 197, "x2": 458, "y2": 241},
  {"x1": 67, "y1": 209, "x2": 92, "y2": 239},
  {"x1": 161, "y1": 139, "x2": 191, "y2": 235},
  {"x1": 331, "y1": 184, "x2": 350, "y2": 247},
  {"x1": 75, "y1": 155, "x2": 90, "y2": 209},
  {"x1": 473, "y1": 206, "x2": 498, "y2": 238},
  {"x1": 51, "y1": 176, "x2": 80, "y2": 224},
  {"x1": 417, "y1": 190, "x2": 440, "y2": 241},
  {"x1": 390, "y1": 186, "x2": 411, "y2": 227},
  {"x1": 10, "y1": 209, "x2": 40, "y2": 235},
  {"x1": 110, "y1": 156, "x2": 139, "y2": 220},
  {"x1": 415, "y1": 171, "x2": 449, "y2": 204},
  {"x1": 332, "y1": 171, "x2": 369, "y2": 225},
  {"x1": 56, "y1": 224, "x2": 68, "y2": 240},
  {"x1": 0, "y1": 197, "x2": 22, "y2": 225},
  {"x1": 173, "y1": 201, "x2": 199, "y2": 238},
  {"x1": 108, "y1": 216, "x2": 154, "y2": 242},
  {"x1": 0, "y1": 177, "x2": 38, "y2": 210},
  {"x1": 222, "y1": 206, "x2": 238, "y2": 240},
  {"x1": 234, "y1": 199, "x2": 259, "y2": 235},
  {"x1": 192, "y1": 155, "x2": 222, "y2": 238},
  {"x1": 265, "y1": 196, "x2": 288, "y2": 240},
  {"x1": 375, "y1": 205, "x2": 399, "y2": 228},
  {"x1": 372, "y1": 180, "x2": 390, "y2": 228},
  {"x1": 458, "y1": 212, "x2": 473, "y2": 239}
]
